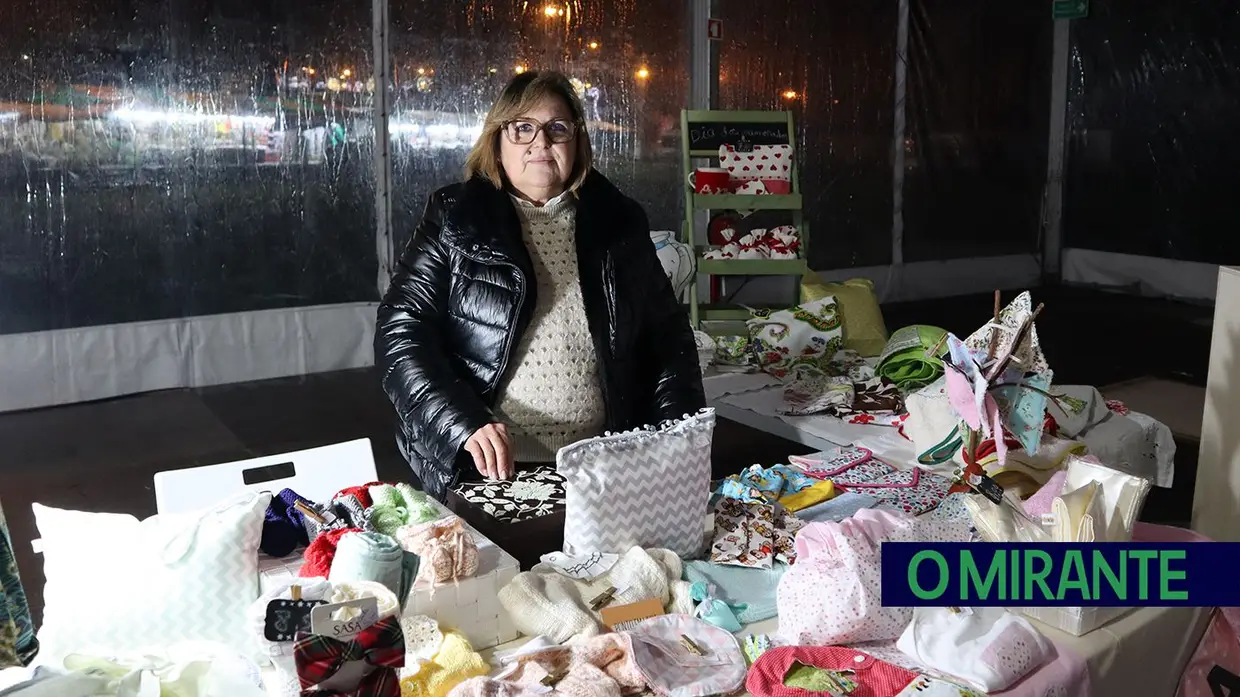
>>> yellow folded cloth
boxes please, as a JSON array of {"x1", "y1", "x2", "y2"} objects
[
  {"x1": 778, "y1": 480, "x2": 836, "y2": 511},
  {"x1": 400, "y1": 630, "x2": 489, "y2": 697}
]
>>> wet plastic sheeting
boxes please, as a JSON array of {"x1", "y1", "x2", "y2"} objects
[
  {"x1": 718, "y1": 0, "x2": 896, "y2": 269},
  {"x1": 902, "y1": 0, "x2": 1052, "y2": 262},
  {"x1": 0, "y1": 0, "x2": 379, "y2": 334},
  {"x1": 1063, "y1": 0, "x2": 1240, "y2": 263},
  {"x1": 388, "y1": 0, "x2": 690, "y2": 253}
]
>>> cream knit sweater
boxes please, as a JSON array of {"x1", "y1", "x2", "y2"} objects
[{"x1": 494, "y1": 193, "x2": 606, "y2": 462}]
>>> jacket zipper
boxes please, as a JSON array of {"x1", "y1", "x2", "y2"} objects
[{"x1": 456, "y1": 250, "x2": 525, "y2": 397}]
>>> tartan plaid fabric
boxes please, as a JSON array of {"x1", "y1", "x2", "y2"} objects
[{"x1": 294, "y1": 615, "x2": 405, "y2": 696}]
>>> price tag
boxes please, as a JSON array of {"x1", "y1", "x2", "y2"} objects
[
  {"x1": 309, "y1": 596, "x2": 380, "y2": 642},
  {"x1": 969, "y1": 473, "x2": 1006, "y2": 505},
  {"x1": 264, "y1": 598, "x2": 326, "y2": 642}
]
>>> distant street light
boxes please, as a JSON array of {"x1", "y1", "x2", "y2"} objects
[
  {"x1": 543, "y1": 5, "x2": 564, "y2": 17},
  {"x1": 342, "y1": 69, "x2": 353, "y2": 78},
  {"x1": 588, "y1": 41, "x2": 599, "y2": 50},
  {"x1": 515, "y1": 65, "x2": 527, "y2": 74},
  {"x1": 781, "y1": 89, "x2": 798, "y2": 100},
  {"x1": 635, "y1": 66, "x2": 650, "y2": 80}
]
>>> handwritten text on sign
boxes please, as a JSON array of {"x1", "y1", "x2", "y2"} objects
[{"x1": 687, "y1": 122, "x2": 789, "y2": 150}]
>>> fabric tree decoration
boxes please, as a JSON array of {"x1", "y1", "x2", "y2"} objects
[
  {"x1": 938, "y1": 291, "x2": 1056, "y2": 489},
  {"x1": 0, "y1": 498, "x2": 37, "y2": 667}
]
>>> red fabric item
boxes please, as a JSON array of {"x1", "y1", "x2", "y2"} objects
[
  {"x1": 300, "y1": 527, "x2": 361, "y2": 578},
  {"x1": 746, "y1": 646, "x2": 917, "y2": 697},
  {"x1": 294, "y1": 614, "x2": 405, "y2": 696},
  {"x1": 335, "y1": 482, "x2": 382, "y2": 508},
  {"x1": 1043, "y1": 410, "x2": 1059, "y2": 436}
]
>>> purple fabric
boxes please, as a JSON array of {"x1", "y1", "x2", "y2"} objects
[{"x1": 260, "y1": 488, "x2": 312, "y2": 557}]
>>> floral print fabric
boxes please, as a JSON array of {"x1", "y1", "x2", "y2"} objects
[
  {"x1": 452, "y1": 466, "x2": 565, "y2": 523},
  {"x1": 747, "y1": 298, "x2": 845, "y2": 379},
  {"x1": 710, "y1": 499, "x2": 804, "y2": 569},
  {"x1": 0, "y1": 499, "x2": 36, "y2": 668}
]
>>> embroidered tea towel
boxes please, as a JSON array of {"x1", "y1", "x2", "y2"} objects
[
  {"x1": 557, "y1": 409, "x2": 715, "y2": 558},
  {"x1": 627, "y1": 614, "x2": 747, "y2": 697}
]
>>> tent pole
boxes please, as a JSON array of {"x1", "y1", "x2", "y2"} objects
[
  {"x1": 372, "y1": 0, "x2": 394, "y2": 297},
  {"x1": 1042, "y1": 18, "x2": 1072, "y2": 279},
  {"x1": 891, "y1": 0, "x2": 909, "y2": 269}
]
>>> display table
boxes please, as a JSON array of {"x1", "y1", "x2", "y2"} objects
[{"x1": 472, "y1": 605, "x2": 1208, "y2": 697}]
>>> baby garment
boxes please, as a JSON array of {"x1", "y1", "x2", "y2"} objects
[
  {"x1": 747, "y1": 646, "x2": 918, "y2": 697},
  {"x1": 839, "y1": 468, "x2": 951, "y2": 516},
  {"x1": 788, "y1": 445, "x2": 873, "y2": 473},
  {"x1": 794, "y1": 492, "x2": 880, "y2": 523},
  {"x1": 490, "y1": 633, "x2": 645, "y2": 697},
  {"x1": 920, "y1": 492, "x2": 973, "y2": 527},
  {"x1": 710, "y1": 498, "x2": 804, "y2": 569},
  {"x1": 797, "y1": 456, "x2": 895, "y2": 487},
  {"x1": 897, "y1": 607, "x2": 1053, "y2": 693},
  {"x1": 402, "y1": 630, "x2": 488, "y2": 697},
  {"x1": 716, "y1": 464, "x2": 816, "y2": 503},
  {"x1": 683, "y1": 559, "x2": 785, "y2": 624},
  {"x1": 450, "y1": 466, "x2": 566, "y2": 523},
  {"x1": 778, "y1": 509, "x2": 971, "y2": 646},
  {"x1": 627, "y1": 615, "x2": 747, "y2": 697},
  {"x1": 781, "y1": 374, "x2": 854, "y2": 416},
  {"x1": 777, "y1": 481, "x2": 836, "y2": 511},
  {"x1": 498, "y1": 547, "x2": 693, "y2": 643}
]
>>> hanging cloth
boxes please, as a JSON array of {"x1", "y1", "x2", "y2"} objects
[{"x1": 0, "y1": 498, "x2": 37, "y2": 667}]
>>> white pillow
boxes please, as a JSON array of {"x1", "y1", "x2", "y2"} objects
[
  {"x1": 33, "y1": 491, "x2": 270, "y2": 662},
  {"x1": 557, "y1": 409, "x2": 715, "y2": 559}
]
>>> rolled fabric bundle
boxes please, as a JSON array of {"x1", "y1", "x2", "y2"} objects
[{"x1": 328, "y1": 531, "x2": 407, "y2": 600}]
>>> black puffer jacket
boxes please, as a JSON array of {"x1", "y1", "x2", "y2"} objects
[{"x1": 375, "y1": 170, "x2": 706, "y2": 500}]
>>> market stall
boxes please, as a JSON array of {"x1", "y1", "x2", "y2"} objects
[{"x1": 0, "y1": 290, "x2": 1225, "y2": 697}]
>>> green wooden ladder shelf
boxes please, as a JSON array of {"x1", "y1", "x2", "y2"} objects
[{"x1": 680, "y1": 109, "x2": 807, "y2": 331}]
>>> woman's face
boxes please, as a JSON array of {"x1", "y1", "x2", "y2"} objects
[{"x1": 499, "y1": 96, "x2": 577, "y2": 203}]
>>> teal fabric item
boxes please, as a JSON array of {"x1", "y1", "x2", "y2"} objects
[
  {"x1": 0, "y1": 500, "x2": 37, "y2": 667},
  {"x1": 683, "y1": 560, "x2": 786, "y2": 624},
  {"x1": 328, "y1": 532, "x2": 407, "y2": 600},
  {"x1": 690, "y1": 581, "x2": 744, "y2": 632}
]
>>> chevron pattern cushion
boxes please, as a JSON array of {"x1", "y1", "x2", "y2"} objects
[
  {"x1": 557, "y1": 409, "x2": 715, "y2": 558},
  {"x1": 33, "y1": 491, "x2": 270, "y2": 662}
]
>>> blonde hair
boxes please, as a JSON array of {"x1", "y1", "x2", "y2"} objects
[{"x1": 464, "y1": 70, "x2": 593, "y2": 193}]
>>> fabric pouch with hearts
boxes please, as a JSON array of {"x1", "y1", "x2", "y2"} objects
[{"x1": 718, "y1": 144, "x2": 792, "y2": 193}]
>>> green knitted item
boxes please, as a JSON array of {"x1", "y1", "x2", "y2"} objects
[{"x1": 367, "y1": 483, "x2": 441, "y2": 536}]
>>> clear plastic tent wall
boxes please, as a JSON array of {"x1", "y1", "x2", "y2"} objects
[
  {"x1": 1061, "y1": 0, "x2": 1240, "y2": 299},
  {"x1": 0, "y1": 0, "x2": 1234, "y2": 410}
]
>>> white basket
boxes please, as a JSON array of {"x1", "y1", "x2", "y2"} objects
[
  {"x1": 259, "y1": 511, "x2": 520, "y2": 652},
  {"x1": 403, "y1": 501, "x2": 520, "y2": 651},
  {"x1": 1017, "y1": 605, "x2": 1135, "y2": 636}
]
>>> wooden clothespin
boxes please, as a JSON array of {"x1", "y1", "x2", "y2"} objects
[
  {"x1": 589, "y1": 587, "x2": 618, "y2": 611},
  {"x1": 541, "y1": 669, "x2": 568, "y2": 687},
  {"x1": 680, "y1": 635, "x2": 706, "y2": 656},
  {"x1": 290, "y1": 584, "x2": 302, "y2": 601},
  {"x1": 293, "y1": 500, "x2": 327, "y2": 524}
]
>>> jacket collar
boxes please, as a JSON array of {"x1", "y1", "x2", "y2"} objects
[{"x1": 440, "y1": 169, "x2": 627, "y2": 264}]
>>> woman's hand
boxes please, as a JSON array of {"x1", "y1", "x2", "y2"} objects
[{"x1": 464, "y1": 423, "x2": 514, "y2": 481}]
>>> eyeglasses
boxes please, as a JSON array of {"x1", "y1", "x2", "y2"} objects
[{"x1": 502, "y1": 118, "x2": 580, "y2": 145}]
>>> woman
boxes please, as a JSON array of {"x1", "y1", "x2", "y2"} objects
[{"x1": 376, "y1": 70, "x2": 705, "y2": 500}]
